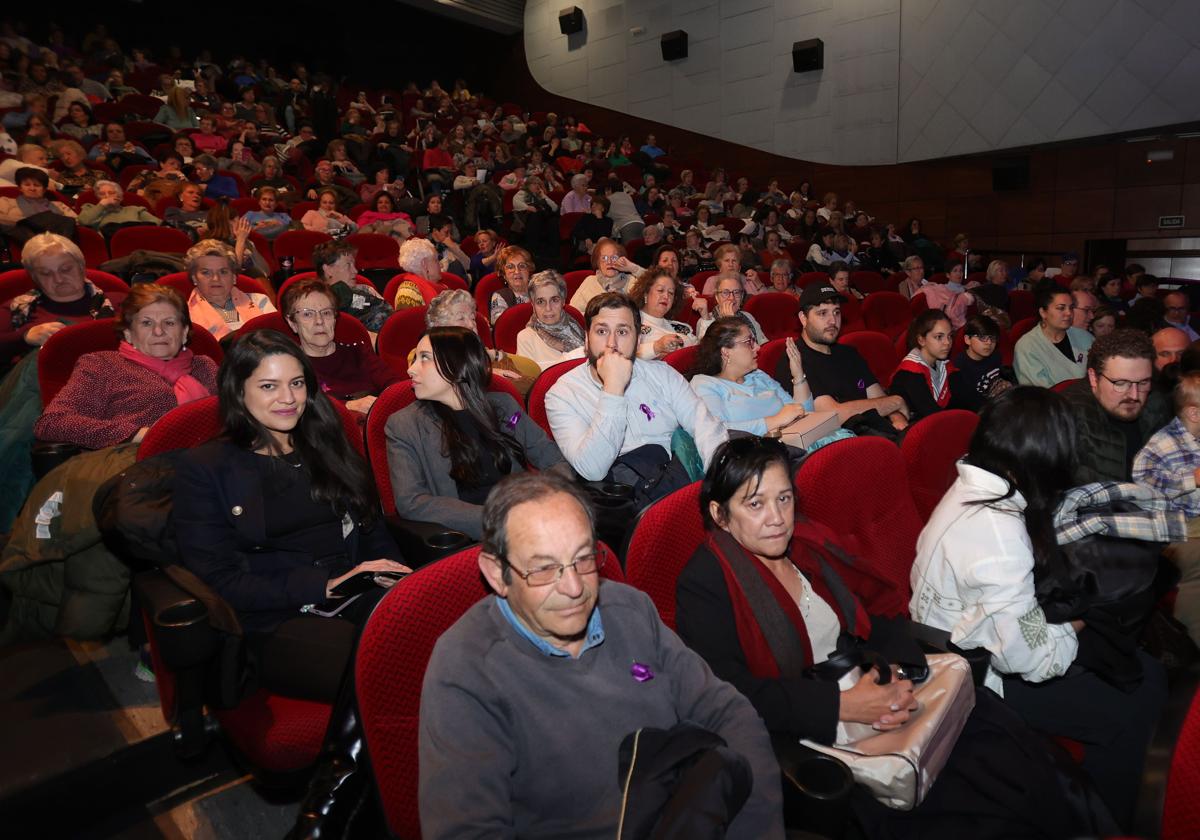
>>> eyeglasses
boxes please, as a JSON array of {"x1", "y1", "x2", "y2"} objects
[
  {"x1": 966, "y1": 334, "x2": 997, "y2": 343},
  {"x1": 292, "y1": 308, "x2": 337, "y2": 322},
  {"x1": 506, "y1": 551, "x2": 604, "y2": 586},
  {"x1": 730, "y1": 335, "x2": 757, "y2": 348},
  {"x1": 534, "y1": 296, "x2": 562, "y2": 307},
  {"x1": 196, "y1": 268, "x2": 235, "y2": 280},
  {"x1": 504, "y1": 262, "x2": 529, "y2": 271},
  {"x1": 601, "y1": 254, "x2": 621, "y2": 263},
  {"x1": 1098, "y1": 373, "x2": 1153, "y2": 393},
  {"x1": 1071, "y1": 305, "x2": 1096, "y2": 314},
  {"x1": 716, "y1": 290, "x2": 745, "y2": 299}
]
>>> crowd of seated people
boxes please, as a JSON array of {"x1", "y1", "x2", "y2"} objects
[{"x1": 4, "y1": 21, "x2": 1200, "y2": 840}]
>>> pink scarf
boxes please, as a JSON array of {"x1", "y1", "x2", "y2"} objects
[{"x1": 118, "y1": 341, "x2": 210, "y2": 405}]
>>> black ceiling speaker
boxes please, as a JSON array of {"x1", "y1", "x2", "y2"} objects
[
  {"x1": 661, "y1": 30, "x2": 688, "y2": 61},
  {"x1": 559, "y1": 7, "x2": 584, "y2": 35},
  {"x1": 792, "y1": 38, "x2": 824, "y2": 72}
]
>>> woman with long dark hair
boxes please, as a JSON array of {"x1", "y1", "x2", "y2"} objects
[
  {"x1": 910, "y1": 386, "x2": 1166, "y2": 829},
  {"x1": 385, "y1": 327, "x2": 571, "y2": 538},
  {"x1": 888, "y1": 309, "x2": 954, "y2": 423}
]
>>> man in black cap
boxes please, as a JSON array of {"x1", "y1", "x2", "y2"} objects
[{"x1": 773, "y1": 283, "x2": 909, "y2": 432}]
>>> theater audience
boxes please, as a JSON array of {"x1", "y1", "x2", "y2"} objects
[
  {"x1": 419, "y1": 470, "x2": 782, "y2": 839},
  {"x1": 545, "y1": 293, "x2": 726, "y2": 503},
  {"x1": 911, "y1": 387, "x2": 1167, "y2": 829},
  {"x1": 690, "y1": 320, "x2": 812, "y2": 436},
  {"x1": 162, "y1": 182, "x2": 209, "y2": 238},
  {"x1": 627, "y1": 267, "x2": 701, "y2": 360},
  {"x1": 184, "y1": 240, "x2": 275, "y2": 341},
  {"x1": 702, "y1": 243, "x2": 757, "y2": 296},
  {"x1": 1014, "y1": 288, "x2": 1094, "y2": 388},
  {"x1": 766, "y1": 259, "x2": 799, "y2": 298},
  {"x1": 280, "y1": 279, "x2": 398, "y2": 414},
  {"x1": 888, "y1": 309, "x2": 955, "y2": 423},
  {"x1": 386, "y1": 327, "x2": 569, "y2": 538},
  {"x1": 489, "y1": 245, "x2": 532, "y2": 324},
  {"x1": 568, "y1": 237, "x2": 641, "y2": 311},
  {"x1": 312, "y1": 239, "x2": 392, "y2": 333},
  {"x1": 516, "y1": 270, "x2": 586, "y2": 371},
  {"x1": 828, "y1": 261, "x2": 863, "y2": 301}
]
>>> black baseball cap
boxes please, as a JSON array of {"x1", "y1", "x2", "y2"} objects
[{"x1": 799, "y1": 283, "x2": 846, "y2": 309}]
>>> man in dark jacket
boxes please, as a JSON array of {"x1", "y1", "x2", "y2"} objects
[{"x1": 1061, "y1": 329, "x2": 1171, "y2": 484}]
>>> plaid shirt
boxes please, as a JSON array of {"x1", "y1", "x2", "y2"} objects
[
  {"x1": 1054, "y1": 480, "x2": 1187, "y2": 545},
  {"x1": 1132, "y1": 417, "x2": 1200, "y2": 518}
]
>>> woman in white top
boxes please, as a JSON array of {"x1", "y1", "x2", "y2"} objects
[
  {"x1": 516, "y1": 270, "x2": 586, "y2": 371},
  {"x1": 805, "y1": 229, "x2": 835, "y2": 267},
  {"x1": 626, "y1": 267, "x2": 705, "y2": 360},
  {"x1": 301, "y1": 188, "x2": 357, "y2": 236},
  {"x1": 909, "y1": 386, "x2": 1165, "y2": 829},
  {"x1": 567, "y1": 237, "x2": 641, "y2": 311}
]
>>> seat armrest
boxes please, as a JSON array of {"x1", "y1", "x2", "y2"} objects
[
  {"x1": 383, "y1": 514, "x2": 475, "y2": 568},
  {"x1": 31, "y1": 440, "x2": 83, "y2": 480},
  {"x1": 772, "y1": 735, "x2": 853, "y2": 839},
  {"x1": 133, "y1": 570, "x2": 218, "y2": 671}
]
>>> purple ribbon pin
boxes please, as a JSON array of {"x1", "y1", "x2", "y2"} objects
[
  {"x1": 856, "y1": 378, "x2": 865, "y2": 390},
  {"x1": 639, "y1": 403, "x2": 655, "y2": 422},
  {"x1": 504, "y1": 411, "x2": 520, "y2": 430},
  {"x1": 631, "y1": 662, "x2": 654, "y2": 682}
]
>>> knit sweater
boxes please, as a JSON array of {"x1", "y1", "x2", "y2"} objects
[
  {"x1": 418, "y1": 581, "x2": 783, "y2": 840},
  {"x1": 1060, "y1": 379, "x2": 1171, "y2": 485}
]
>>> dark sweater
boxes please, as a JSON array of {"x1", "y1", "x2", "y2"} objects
[
  {"x1": 418, "y1": 581, "x2": 784, "y2": 840},
  {"x1": 1060, "y1": 379, "x2": 1171, "y2": 484},
  {"x1": 308, "y1": 341, "x2": 400, "y2": 400}
]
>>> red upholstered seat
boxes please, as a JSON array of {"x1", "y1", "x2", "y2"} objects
[
  {"x1": 439, "y1": 272, "x2": 468, "y2": 291},
  {"x1": 240, "y1": 309, "x2": 373, "y2": 348},
  {"x1": 527, "y1": 357, "x2": 587, "y2": 438},
  {"x1": 663, "y1": 343, "x2": 700, "y2": 378},
  {"x1": 744, "y1": 291, "x2": 800, "y2": 340},
  {"x1": 493, "y1": 302, "x2": 533, "y2": 354},
  {"x1": 344, "y1": 233, "x2": 400, "y2": 269},
  {"x1": 274, "y1": 230, "x2": 332, "y2": 270},
  {"x1": 563, "y1": 269, "x2": 592, "y2": 300},
  {"x1": 277, "y1": 271, "x2": 377, "y2": 303},
  {"x1": 137, "y1": 396, "x2": 222, "y2": 459},
  {"x1": 1010, "y1": 316, "x2": 1038, "y2": 343},
  {"x1": 38, "y1": 318, "x2": 223, "y2": 407},
  {"x1": 376, "y1": 306, "x2": 427, "y2": 378},
  {"x1": 798, "y1": 271, "x2": 827, "y2": 289},
  {"x1": 861, "y1": 291, "x2": 911, "y2": 340},
  {"x1": 852, "y1": 270, "x2": 891, "y2": 295},
  {"x1": 1008, "y1": 289, "x2": 1035, "y2": 322},
  {"x1": 364, "y1": 376, "x2": 523, "y2": 517},
  {"x1": 1051, "y1": 378, "x2": 1081, "y2": 393},
  {"x1": 909, "y1": 293, "x2": 929, "y2": 316},
  {"x1": 1163, "y1": 684, "x2": 1200, "y2": 839},
  {"x1": 109, "y1": 226, "x2": 194, "y2": 259},
  {"x1": 756, "y1": 337, "x2": 788, "y2": 378},
  {"x1": 794, "y1": 436, "x2": 922, "y2": 617},
  {"x1": 383, "y1": 273, "x2": 444, "y2": 307},
  {"x1": 689, "y1": 270, "x2": 717, "y2": 295},
  {"x1": 900, "y1": 409, "x2": 979, "y2": 520},
  {"x1": 0, "y1": 268, "x2": 128, "y2": 304},
  {"x1": 76, "y1": 226, "x2": 111, "y2": 267},
  {"x1": 623, "y1": 481, "x2": 704, "y2": 630},
  {"x1": 357, "y1": 541, "x2": 625, "y2": 838},
  {"x1": 838, "y1": 329, "x2": 901, "y2": 388},
  {"x1": 473, "y1": 272, "x2": 502, "y2": 317}
]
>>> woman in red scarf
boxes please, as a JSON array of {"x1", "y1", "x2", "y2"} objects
[
  {"x1": 35, "y1": 285, "x2": 218, "y2": 449},
  {"x1": 888, "y1": 309, "x2": 955, "y2": 424},
  {"x1": 675, "y1": 437, "x2": 1115, "y2": 839}
]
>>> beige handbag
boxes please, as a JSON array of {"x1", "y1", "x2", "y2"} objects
[{"x1": 800, "y1": 653, "x2": 975, "y2": 810}]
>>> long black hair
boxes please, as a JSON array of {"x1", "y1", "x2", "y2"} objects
[
  {"x1": 965, "y1": 386, "x2": 1077, "y2": 568},
  {"x1": 691, "y1": 317, "x2": 748, "y2": 377},
  {"x1": 423, "y1": 327, "x2": 527, "y2": 487},
  {"x1": 218, "y1": 330, "x2": 378, "y2": 522},
  {"x1": 700, "y1": 436, "x2": 791, "y2": 531}
]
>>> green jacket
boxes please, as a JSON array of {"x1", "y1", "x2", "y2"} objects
[{"x1": 1061, "y1": 379, "x2": 1171, "y2": 485}]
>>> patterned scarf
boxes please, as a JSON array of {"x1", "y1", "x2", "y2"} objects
[
  {"x1": 529, "y1": 310, "x2": 584, "y2": 353},
  {"x1": 10, "y1": 281, "x2": 115, "y2": 328}
]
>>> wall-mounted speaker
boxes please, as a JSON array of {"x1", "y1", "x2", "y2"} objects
[
  {"x1": 661, "y1": 30, "x2": 688, "y2": 62},
  {"x1": 792, "y1": 38, "x2": 824, "y2": 73},
  {"x1": 559, "y1": 7, "x2": 584, "y2": 35}
]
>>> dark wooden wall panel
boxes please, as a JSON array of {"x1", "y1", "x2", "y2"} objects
[
  {"x1": 1055, "y1": 146, "x2": 1117, "y2": 191},
  {"x1": 1054, "y1": 190, "x2": 1115, "y2": 232},
  {"x1": 1117, "y1": 140, "x2": 1187, "y2": 187},
  {"x1": 1182, "y1": 183, "x2": 1200, "y2": 221},
  {"x1": 1113, "y1": 185, "x2": 1183, "y2": 230}
]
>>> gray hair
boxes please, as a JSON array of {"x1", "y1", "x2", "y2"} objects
[
  {"x1": 185, "y1": 239, "x2": 238, "y2": 277},
  {"x1": 21, "y1": 232, "x2": 85, "y2": 276},
  {"x1": 986, "y1": 259, "x2": 1008, "y2": 283},
  {"x1": 903, "y1": 254, "x2": 924, "y2": 271},
  {"x1": 769, "y1": 258, "x2": 793, "y2": 277},
  {"x1": 481, "y1": 472, "x2": 595, "y2": 584},
  {"x1": 93, "y1": 179, "x2": 123, "y2": 200},
  {"x1": 570, "y1": 173, "x2": 588, "y2": 189},
  {"x1": 426, "y1": 288, "x2": 474, "y2": 327},
  {"x1": 398, "y1": 237, "x2": 438, "y2": 278},
  {"x1": 529, "y1": 269, "x2": 566, "y2": 299}
]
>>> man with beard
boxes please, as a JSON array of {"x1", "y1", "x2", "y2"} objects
[
  {"x1": 773, "y1": 283, "x2": 908, "y2": 431},
  {"x1": 544, "y1": 292, "x2": 725, "y2": 502},
  {"x1": 1061, "y1": 330, "x2": 1170, "y2": 484}
]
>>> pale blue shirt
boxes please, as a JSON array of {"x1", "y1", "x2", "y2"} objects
[
  {"x1": 691, "y1": 370, "x2": 814, "y2": 436},
  {"x1": 496, "y1": 596, "x2": 605, "y2": 658},
  {"x1": 545, "y1": 358, "x2": 728, "y2": 481}
]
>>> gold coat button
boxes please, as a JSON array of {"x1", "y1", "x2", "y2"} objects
[{"x1": 232, "y1": 505, "x2": 244, "y2": 516}]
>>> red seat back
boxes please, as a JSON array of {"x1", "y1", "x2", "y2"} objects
[
  {"x1": 357, "y1": 540, "x2": 624, "y2": 838},
  {"x1": 689, "y1": 270, "x2": 717, "y2": 295},
  {"x1": 383, "y1": 272, "x2": 444, "y2": 308},
  {"x1": 624, "y1": 482, "x2": 705, "y2": 630},
  {"x1": 756, "y1": 337, "x2": 788, "y2": 378},
  {"x1": 38, "y1": 318, "x2": 223, "y2": 407},
  {"x1": 852, "y1": 270, "x2": 891, "y2": 295},
  {"x1": 526, "y1": 357, "x2": 587, "y2": 438},
  {"x1": 798, "y1": 271, "x2": 827, "y2": 289},
  {"x1": 861, "y1": 291, "x2": 911, "y2": 339},
  {"x1": 137, "y1": 396, "x2": 223, "y2": 460},
  {"x1": 109, "y1": 226, "x2": 194, "y2": 259},
  {"x1": 439, "y1": 272, "x2": 468, "y2": 291},
  {"x1": 274, "y1": 230, "x2": 332, "y2": 270},
  {"x1": 900, "y1": 410, "x2": 979, "y2": 520},
  {"x1": 794, "y1": 437, "x2": 922, "y2": 617},
  {"x1": 563, "y1": 269, "x2": 592, "y2": 300},
  {"x1": 744, "y1": 291, "x2": 800, "y2": 340},
  {"x1": 493, "y1": 302, "x2": 532, "y2": 354},
  {"x1": 838, "y1": 330, "x2": 901, "y2": 388},
  {"x1": 1010, "y1": 316, "x2": 1038, "y2": 343},
  {"x1": 344, "y1": 233, "x2": 400, "y2": 269},
  {"x1": 663, "y1": 343, "x2": 700, "y2": 378},
  {"x1": 76, "y1": 226, "x2": 110, "y2": 267},
  {"x1": 1164, "y1": 684, "x2": 1200, "y2": 840},
  {"x1": 377, "y1": 306, "x2": 426, "y2": 377},
  {"x1": 473, "y1": 272, "x2": 502, "y2": 317},
  {"x1": 1008, "y1": 289, "x2": 1035, "y2": 322},
  {"x1": 277, "y1": 271, "x2": 372, "y2": 303}
]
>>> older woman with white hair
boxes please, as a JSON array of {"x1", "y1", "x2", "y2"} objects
[
  {"x1": 184, "y1": 239, "x2": 275, "y2": 340},
  {"x1": 560, "y1": 172, "x2": 592, "y2": 215},
  {"x1": 516, "y1": 270, "x2": 586, "y2": 371},
  {"x1": 76, "y1": 180, "x2": 161, "y2": 232},
  {"x1": 417, "y1": 289, "x2": 540, "y2": 395},
  {"x1": 394, "y1": 237, "x2": 443, "y2": 310}
]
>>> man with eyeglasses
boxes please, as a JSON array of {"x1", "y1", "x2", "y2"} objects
[
  {"x1": 1060, "y1": 329, "x2": 1171, "y2": 485},
  {"x1": 418, "y1": 471, "x2": 783, "y2": 839},
  {"x1": 1162, "y1": 291, "x2": 1199, "y2": 341},
  {"x1": 1153, "y1": 327, "x2": 1190, "y2": 372},
  {"x1": 1070, "y1": 289, "x2": 1099, "y2": 331}
]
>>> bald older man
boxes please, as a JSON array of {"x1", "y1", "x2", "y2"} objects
[
  {"x1": 1164, "y1": 291, "x2": 1200, "y2": 342},
  {"x1": 1153, "y1": 326, "x2": 1190, "y2": 372},
  {"x1": 1071, "y1": 289, "x2": 1099, "y2": 331}
]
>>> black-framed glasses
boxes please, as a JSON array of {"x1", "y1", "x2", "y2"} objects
[
  {"x1": 1098, "y1": 373, "x2": 1152, "y2": 393},
  {"x1": 505, "y1": 550, "x2": 604, "y2": 587}
]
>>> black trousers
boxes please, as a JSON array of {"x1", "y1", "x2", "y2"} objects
[
  {"x1": 1000, "y1": 650, "x2": 1166, "y2": 830},
  {"x1": 247, "y1": 586, "x2": 388, "y2": 703}
]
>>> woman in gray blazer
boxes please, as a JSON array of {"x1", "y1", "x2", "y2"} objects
[{"x1": 384, "y1": 327, "x2": 573, "y2": 538}]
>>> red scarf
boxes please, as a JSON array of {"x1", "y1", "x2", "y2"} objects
[
  {"x1": 895, "y1": 355, "x2": 957, "y2": 408},
  {"x1": 118, "y1": 341, "x2": 210, "y2": 405},
  {"x1": 705, "y1": 519, "x2": 874, "y2": 680}
]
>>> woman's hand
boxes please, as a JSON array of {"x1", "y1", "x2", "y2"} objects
[
  {"x1": 346, "y1": 395, "x2": 377, "y2": 414},
  {"x1": 691, "y1": 296, "x2": 709, "y2": 319},
  {"x1": 24, "y1": 321, "x2": 66, "y2": 346},
  {"x1": 785, "y1": 337, "x2": 805, "y2": 382},
  {"x1": 839, "y1": 666, "x2": 917, "y2": 730},
  {"x1": 233, "y1": 215, "x2": 252, "y2": 242},
  {"x1": 716, "y1": 298, "x2": 739, "y2": 319},
  {"x1": 131, "y1": 426, "x2": 150, "y2": 444},
  {"x1": 766, "y1": 403, "x2": 807, "y2": 433},
  {"x1": 653, "y1": 334, "x2": 682, "y2": 357},
  {"x1": 326, "y1": 559, "x2": 412, "y2": 598}
]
